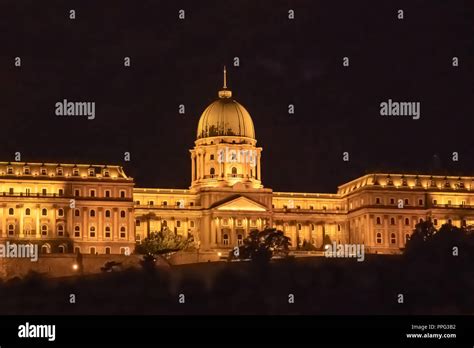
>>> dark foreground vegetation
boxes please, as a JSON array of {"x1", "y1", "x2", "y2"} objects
[{"x1": 0, "y1": 221, "x2": 473, "y2": 315}]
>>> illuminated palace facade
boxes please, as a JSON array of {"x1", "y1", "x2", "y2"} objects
[{"x1": 3, "y1": 72, "x2": 474, "y2": 255}]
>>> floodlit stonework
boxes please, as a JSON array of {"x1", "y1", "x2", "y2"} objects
[{"x1": 2, "y1": 70, "x2": 474, "y2": 256}]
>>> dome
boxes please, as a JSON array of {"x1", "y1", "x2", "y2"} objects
[{"x1": 196, "y1": 67, "x2": 255, "y2": 140}]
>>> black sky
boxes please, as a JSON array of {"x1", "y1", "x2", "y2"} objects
[{"x1": 0, "y1": 0, "x2": 473, "y2": 192}]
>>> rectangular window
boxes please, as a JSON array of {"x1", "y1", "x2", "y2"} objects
[
  {"x1": 90, "y1": 190, "x2": 96, "y2": 197},
  {"x1": 58, "y1": 189, "x2": 64, "y2": 196},
  {"x1": 75, "y1": 189, "x2": 80, "y2": 197}
]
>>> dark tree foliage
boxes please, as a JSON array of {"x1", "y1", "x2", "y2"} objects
[{"x1": 228, "y1": 228, "x2": 291, "y2": 264}]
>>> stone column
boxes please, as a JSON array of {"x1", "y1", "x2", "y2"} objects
[
  {"x1": 98, "y1": 207, "x2": 103, "y2": 241},
  {"x1": 191, "y1": 154, "x2": 195, "y2": 182},
  {"x1": 257, "y1": 153, "x2": 261, "y2": 181},
  {"x1": 36, "y1": 205, "x2": 40, "y2": 238},
  {"x1": 19, "y1": 206, "x2": 24, "y2": 238},
  {"x1": 83, "y1": 207, "x2": 88, "y2": 240},
  {"x1": 1, "y1": 205, "x2": 6, "y2": 238},
  {"x1": 128, "y1": 208, "x2": 134, "y2": 242},
  {"x1": 113, "y1": 208, "x2": 119, "y2": 240}
]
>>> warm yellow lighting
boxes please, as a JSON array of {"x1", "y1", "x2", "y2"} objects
[
  {"x1": 72, "y1": 264, "x2": 79, "y2": 271},
  {"x1": 217, "y1": 252, "x2": 222, "y2": 257}
]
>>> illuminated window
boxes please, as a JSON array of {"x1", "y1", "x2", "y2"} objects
[
  {"x1": 376, "y1": 232, "x2": 382, "y2": 244},
  {"x1": 390, "y1": 233, "x2": 396, "y2": 244}
]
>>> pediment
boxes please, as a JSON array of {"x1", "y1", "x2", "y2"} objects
[{"x1": 214, "y1": 196, "x2": 267, "y2": 212}]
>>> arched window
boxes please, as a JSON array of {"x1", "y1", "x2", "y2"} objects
[
  {"x1": 223, "y1": 234, "x2": 229, "y2": 245},
  {"x1": 376, "y1": 232, "x2": 382, "y2": 244},
  {"x1": 376, "y1": 217, "x2": 381, "y2": 225},
  {"x1": 58, "y1": 225, "x2": 64, "y2": 236},
  {"x1": 210, "y1": 167, "x2": 215, "y2": 176},
  {"x1": 9, "y1": 208, "x2": 14, "y2": 215},
  {"x1": 8, "y1": 224, "x2": 15, "y2": 236},
  {"x1": 90, "y1": 226, "x2": 96, "y2": 237},
  {"x1": 120, "y1": 226, "x2": 126, "y2": 238},
  {"x1": 58, "y1": 245, "x2": 65, "y2": 254},
  {"x1": 90, "y1": 209, "x2": 95, "y2": 217},
  {"x1": 297, "y1": 223, "x2": 302, "y2": 230},
  {"x1": 74, "y1": 226, "x2": 80, "y2": 237},
  {"x1": 120, "y1": 210, "x2": 126, "y2": 218},
  {"x1": 25, "y1": 208, "x2": 30, "y2": 216},
  {"x1": 390, "y1": 217, "x2": 395, "y2": 225},
  {"x1": 105, "y1": 226, "x2": 111, "y2": 238},
  {"x1": 41, "y1": 245, "x2": 50, "y2": 254},
  {"x1": 105, "y1": 247, "x2": 111, "y2": 255},
  {"x1": 231, "y1": 167, "x2": 237, "y2": 175},
  {"x1": 390, "y1": 233, "x2": 396, "y2": 244},
  {"x1": 105, "y1": 210, "x2": 111, "y2": 218},
  {"x1": 405, "y1": 218, "x2": 409, "y2": 226},
  {"x1": 58, "y1": 208, "x2": 64, "y2": 217},
  {"x1": 75, "y1": 209, "x2": 80, "y2": 217},
  {"x1": 42, "y1": 208, "x2": 47, "y2": 216},
  {"x1": 41, "y1": 225, "x2": 48, "y2": 235}
]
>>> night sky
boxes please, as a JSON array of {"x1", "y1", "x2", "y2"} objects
[{"x1": 0, "y1": 0, "x2": 473, "y2": 193}]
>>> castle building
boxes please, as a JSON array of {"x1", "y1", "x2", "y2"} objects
[{"x1": 2, "y1": 69, "x2": 474, "y2": 255}]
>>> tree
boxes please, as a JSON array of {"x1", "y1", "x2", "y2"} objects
[
  {"x1": 135, "y1": 225, "x2": 195, "y2": 258},
  {"x1": 229, "y1": 228, "x2": 291, "y2": 263}
]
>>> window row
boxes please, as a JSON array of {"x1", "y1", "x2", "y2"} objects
[
  {"x1": 135, "y1": 200, "x2": 195, "y2": 207},
  {"x1": 8, "y1": 166, "x2": 111, "y2": 178},
  {"x1": 375, "y1": 232, "x2": 411, "y2": 245},
  {"x1": 74, "y1": 209, "x2": 128, "y2": 218},
  {"x1": 74, "y1": 189, "x2": 127, "y2": 198},
  {"x1": 375, "y1": 197, "x2": 424, "y2": 206},
  {"x1": 73, "y1": 225, "x2": 128, "y2": 238}
]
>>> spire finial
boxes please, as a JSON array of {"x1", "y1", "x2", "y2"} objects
[
  {"x1": 218, "y1": 65, "x2": 232, "y2": 98},
  {"x1": 223, "y1": 65, "x2": 227, "y2": 89}
]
